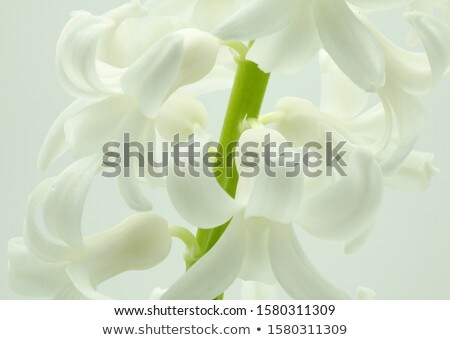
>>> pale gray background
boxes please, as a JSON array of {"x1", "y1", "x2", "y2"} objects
[{"x1": 1, "y1": 1, "x2": 449, "y2": 299}]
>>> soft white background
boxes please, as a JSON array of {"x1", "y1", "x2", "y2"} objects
[{"x1": 1, "y1": 1, "x2": 449, "y2": 299}]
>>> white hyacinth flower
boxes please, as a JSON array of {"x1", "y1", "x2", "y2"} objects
[
  {"x1": 316, "y1": 9, "x2": 450, "y2": 176},
  {"x1": 160, "y1": 128, "x2": 382, "y2": 299},
  {"x1": 40, "y1": 1, "x2": 232, "y2": 211},
  {"x1": 271, "y1": 67, "x2": 438, "y2": 193},
  {"x1": 269, "y1": 96, "x2": 437, "y2": 248},
  {"x1": 7, "y1": 157, "x2": 171, "y2": 299},
  {"x1": 342, "y1": 12, "x2": 449, "y2": 175}
]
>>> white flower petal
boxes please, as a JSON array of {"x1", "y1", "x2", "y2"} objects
[
  {"x1": 245, "y1": 162, "x2": 304, "y2": 224},
  {"x1": 239, "y1": 218, "x2": 276, "y2": 284},
  {"x1": 319, "y1": 50, "x2": 369, "y2": 117},
  {"x1": 115, "y1": 105, "x2": 162, "y2": 190},
  {"x1": 180, "y1": 47, "x2": 236, "y2": 96},
  {"x1": 65, "y1": 265, "x2": 111, "y2": 300},
  {"x1": 179, "y1": 64, "x2": 234, "y2": 96},
  {"x1": 273, "y1": 97, "x2": 325, "y2": 147},
  {"x1": 64, "y1": 95, "x2": 136, "y2": 157},
  {"x1": 214, "y1": 0, "x2": 295, "y2": 41},
  {"x1": 96, "y1": 0, "x2": 150, "y2": 70},
  {"x1": 384, "y1": 151, "x2": 439, "y2": 191},
  {"x1": 362, "y1": 16, "x2": 434, "y2": 95},
  {"x1": 56, "y1": 11, "x2": 116, "y2": 97},
  {"x1": 385, "y1": 47, "x2": 433, "y2": 95},
  {"x1": 92, "y1": 214, "x2": 172, "y2": 270},
  {"x1": 343, "y1": 103, "x2": 387, "y2": 151},
  {"x1": 269, "y1": 224, "x2": 349, "y2": 299},
  {"x1": 122, "y1": 29, "x2": 218, "y2": 117},
  {"x1": 43, "y1": 156, "x2": 101, "y2": 248},
  {"x1": 95, "y1": 62, "x2": 123, "y2": 93},
  {"x1": 297, "y1": 147, "x2": 383, "y2": 242},
  {"x1": 314, "y1": 0, "x2": 386, "y2": 91},
  {"x1": 407, "y1": 12, "x2": 450, "y2": 83},
  {"x1": 155, "y1": 93, "x2": 208, "y2": 140},
  {"x1": 237, "y1": 126, "x2": 287, "y2": 164},
  {"x1": 192, "y1": 0, "x2": 247, "y2": 31},
  {"x1": 166, "y1": 150, "x2": 242, "y2": 228},
  {"x1": 171, "y1": 29, "x2": 220, "y2": 90},
  {"x1": 23, "y1": 179, "x2": 81, "y2": 262},
  {"x1": 406, "y1": 0, "x2": 436, "y2": 45},
  {"x1": 109, "y1": 15, "x2": 182, "y2": 68},
  {"x1": 378, "y1": 84, "x2": 426, "y2": 175},
  {"x1": 121, "y1": 33, "x2": 184, "y2": 117},
  {"x1": 247, "y1": 2, "x2": 321, "y2": 74},
  {"x1": 237, "y1": 126, "x2": 287, "y2": 152},
  {"x1": 118, "y1": 175, "x2": 153, "y2": 212},
  {"x1": 344, "y1": 224, "x2": 374, "y2": 254},
  {"x1": 67, "y1": 213, "x2": 171, "y2": 300},
  {"x1": 236, "y1": 127, "x2": 287, "y2": 205},
  {"x1": 38, "y1": 99, "x2": 94, "y2": 170},
  {"x1": 161, "y1": 215, "x2": 246, "y2": 299},
  {"x1": 7, "y1": 238, "x2": 70, "y2": 298},
  {"x1": 116, "y1": 104, "x2": 156, "y2": 144}
]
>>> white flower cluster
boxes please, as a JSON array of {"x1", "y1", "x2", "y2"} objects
[{"x1": 7, "y1": 0, "x2": 450, "y2": 299}]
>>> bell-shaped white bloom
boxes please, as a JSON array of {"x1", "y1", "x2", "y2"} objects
[
  {"x1": 50, "y1": 0, "x2": 233, "y2": 145},
  {"x1": 57, "y1": 1, "x2": 198, "y2": 98},
  {"x1": 57, "y1": 5, "x2": 220, "y2": 113},
  {"x1": 358, "y1": 11, "x2": 450, "y2": 96},
  {"x1": 161, "y1": 128, "x2": 380, "y2": 299},
  {"x1": 56, "y1": 1, "x2": 148, "y2": 98},
  {"x1": 38, "y1": 96, "x2": 210, "y2": 211},
  {"x1": 317, "y1": 32, "x2": 446, "y2": 179},
  {"x1": 57, "y1": 1, "x2": 234, "y2": 102},
  {"x1": 38, "y1": 96, "x2": 157, "y2": 211},
  {"x1": 269, "y1": 42, "x2": 440, "y2": 197},
  {"x1": 215, "y1": 0, "x2": 391, "y2": 91},
  {"x1": 321, "y1": 11, "x2": 449, "y2": 175},
  {"x1": 355, "y1": 13, "x2": 449, "y2": 174},
  {"x1": 264, "y1": 107, "x2": 385, "y2": 246},
  {"x1": 53, "y1": 0, "x2": 228, "y2": 158},
  {"x1": 45, "y1": 3, "x2": 226, "y2": 210},
  {"x1": 273, "y1": 93, "x2": 437, "y2": 195},
  {"x1": 7, "y1": 156, "x2": 171, "y2": 299},
  {"x1": 318, "y1": 51, "x2": 425, "y2": 177}
]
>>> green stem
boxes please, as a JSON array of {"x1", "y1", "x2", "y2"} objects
[{"x1": 192, "y1": 58, "x2": 270, "y2": 299}]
